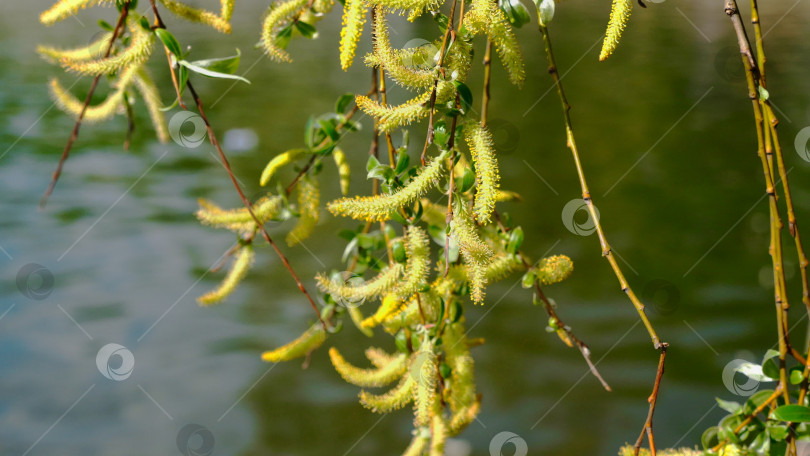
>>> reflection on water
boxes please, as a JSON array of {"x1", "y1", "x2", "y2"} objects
[{"x1": 2, "y1": 1, "x2": 810, "y2": 455}]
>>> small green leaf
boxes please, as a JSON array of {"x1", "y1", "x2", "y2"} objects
[
  {"x1": 395, "y1": 151, "x2": 410, "y2": 174},
  {"x1": 432, "y1": 13, "x2": 449, "y2": 32},
  {"x1": 500, "y1": 0, "x2": 530, "y2": 28},
  {"x1": 366, "y1": 155, "x2": 381, "y2": 173},
  {"x1": 155, "y1": 28, "x2": 182, "y2": 57},
  {"x1": 392, "y1": 241, "x2": 407, "y2": 263},
  {"x1": 337, "y1": 229, "x2": 356, "y2": 241},
  {"x1": 452, "y1": 81, "x2": 473, "y2": 112},
  {"x1": 187, "y1": 49, "x2": 242, "y2": 76},
  {"x1": 459, "y1": 168, "x2": 475, "y2": 193},
  {"x1": 772, "y1": 405, "x2": 810, "y2": 423},
  {"x1": 507, "y1": 227, "x2": 524, "y2": 254},
  {"x1": 701, "y1": 426, "x2": 719, "y2": 450},
  {"x1": 716, "y1": 398, "x2": 742, "y2": 414},
  {"x1": 275, "y1": 24, "x2": 294, "y2": 50},
  {"x1": 535, "y1": 0, "x2": 555, "y2": 27},
  {"x1": 294, "y1": 21, "x2": 318, "y2": 38},
  {"x1": 335, "y1": 93, "x2": 354, "y2": 114},
  {"x1": 139, "y1": 16, "x2": 151, "y2": 31},
  {"x1": 758, "y1": 86, "x2": 770, "y2": 101},
  {"x1": 762, "y1": 349, "x2": 781, "y2": 380},
  {"x1": 767, "y1": 422, "x2": 789, "y2": 441},
  {"x1": 521, "y1": 271, "x2": 535, "y2": 289},
  {"x1": 178, "y1": 58, "x2": 250, "y2": 84},
  {"x1": 98, "y1": 19, "x2": 114, "y2": 31},
  {"x1": 791, "y1": 366, "x2": 805, "y2": 385}
]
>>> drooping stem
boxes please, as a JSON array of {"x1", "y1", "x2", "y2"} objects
[
  {"x1": 537, "y1": 24, "x2": 662, "y2": 349},
  {"x1": 633, "y1": 345, "x2": 667, "y2": 456},
  {"x1": 40, "y1": 2, "x2": 131, "y2": 208}
]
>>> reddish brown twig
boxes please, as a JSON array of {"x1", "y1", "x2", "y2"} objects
[
  {"x1": 40, "y1": 2, "x2": 131, "y2": 208},
  {"x1": 633, "y1": 344, "x2": 668, "y2": 456}
]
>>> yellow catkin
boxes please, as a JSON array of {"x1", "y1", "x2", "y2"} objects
[
  {"x1": 383, "y1": 290, "x2": 440, "y2": 333},
  {"x1": 348, "y1": 306, "x2": 374, "y2": 337},
  {"x1": 260, "y1": 0, "x2": 310, "y2": 62},
  {"x1": 495, "y1": 189, "x2": 522, "y2": 202},
  {"x1": 356, "y1": 91, "x2": 428, "y2": 132},
  {"x1": 48, "y1": 64, "x2": 139, "y2": 122},
  {"x1": 329, "y1": 347, "x2": 408, "y2": 387},
  {"x1": 451, "y1": 205, "x2": 492, "y2": 304},
  {"x1": 61, "y1": 21, "x2": 154, "y2": 76},
  {"x1": 534, "y1": 255, "x2": 574, "y2": 285},
  {"x1": 484, "y1": 254, "x2": 523, "y2": 282},
  {"x1": 599, "y1": 0, "x2": 632, "y2": 61},
  {"x1": 402, "y1": 430, "x2": 430, "y2": 456},
  {"x1": 448, "y1": 399, "x2": 480, "y2": 434},
  {"x1": 429, "y1": 414, "x2": 447, "y2": 456},
  {"x1": 221, "y1": 0, "x2": 235, "y2": 21},
  {"x1": 443, "y1": 322, "x2": 476, "y2": 416},
  {"x1": 261, "y1": 323, "x2": 327, "y2": 362},
  {"x1": 260, "y1": 148, "x2": 307, "y2": 186},
  {"x1": 158, "y1": 0, "x2": 232, "y2": 33},
  {"x1": 197, "y1": 244, "x2": 255, "y2": 306},
  {"x1": 412, "y1": 346, "x2": 437, "y2": 427},
  {"x1": 339, "y1": 0, "x2": 368, "y2": 70},
  {"x1": 365, "y1": 346, "x2": 399, "y2": 368},
  {"x1": 328, "y1": 150, "x2": 447, "y2": 221},
  {"x1": 40, "y1": 0, "x2": 113, "y2": 25},
  {"x1": 316, "y1": 264, "x2": 404, "y2": 304},
  {"x1": 332, "y1": 147, "x2": 351, "y2": 195},
  {"x1": 196, "y1": 195, "x2": 283, "y2": 232},
  {"x1": 464, "y1": 122, "x2": 499, "y2": 224},
  {"x1": 133, "y1": 68, "x2": 169, "y2": 143},
  {"x1": 367, "y1": 7, "x2": 434, "y2": 89},
  {"x1": 618, "y1": 446, "x2": 702, "y2": 456},
  {"x1": 359, "y1": 372, "x2": 415, "y2": 412},
  {"x1": 287, "y1": 177, "x2": 320, "y2": 246},
  {"x1": 465, "y1": 0, "x2": 525, "y2": 86},
  {"x1": 361, "y1": 294, "x2": 402, "y2": 328},
  {"x1": 37, "y1": 32, "x2": 113, "y2": 63},
  {"x1": 393, "y1": 225, "x2": 430, "y2": 298}
]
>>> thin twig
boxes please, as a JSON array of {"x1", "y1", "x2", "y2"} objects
[
  {"x1": 40, "y1": 2, "x2": 131, "y2": 208},
  {"x1": 633, "y1": 345, "x2": 668, "y2": 456}
]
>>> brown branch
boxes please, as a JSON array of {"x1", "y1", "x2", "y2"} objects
[
  {"x1": 633, "y1": 345, "x2": 668, "y2": 456},
  {"x1": 40, "y1": 2, "x2": 131, "y2": 208}
]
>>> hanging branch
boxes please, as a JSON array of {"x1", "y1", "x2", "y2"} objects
[
  {"x1": 632, "y1": 345, "x2": 667, "y2": 456},
  {"x1": 40, "y1": 2, "x2": 132, "y2": 208},
  {"x1": 149, "y1": 0, "x2": 325, "y2": 328},
  {"x1": 537, "y1": 21, "x2": 666, "y2": 454}
]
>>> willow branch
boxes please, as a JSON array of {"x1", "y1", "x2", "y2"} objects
[
  {"x1": 633, "y1": 345, "x2": 667, "y2": 456},
  {"x1": 538, "y1": 24, "x2": 662, "y2": 349},
  {"x1": 40, "y1": 2, "x2": 131, "y2": 208}
]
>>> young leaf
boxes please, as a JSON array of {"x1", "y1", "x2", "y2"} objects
[
  {"x1": 187, "y1": 49, "x2": 242, "y2": 75},
  {"x1": 155, "y1": 28, "x2": 182, "y2": 57},
  {"x1": 772, "y1": 405, "x2": 810, "y2": 423},
  {"x1": 179, "y1": 58, "x2": 251, "y2": 84}
]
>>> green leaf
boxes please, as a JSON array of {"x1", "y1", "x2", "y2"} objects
[
  {"x1": 762, "y1": 349, "x2": 781, "y2": 380},
  {"x1": 155, "y1": 28, "x2": 182, "y2": 57},
  {"x1": 791, "y1": 366, "x2": 805, "y2": 385},
  {"x1": 758, "y1": 86, "x2": 770, "y2": 101},
  {"x1": 294, "y1": 21, "x2": 318, "y2": 38},
  {"x1": 366, "y1": 155, "x2": 381, "y2": 173},
  {"x1": 395, "y1": 151, "x2": 410, "y2": 174},
  {"x1": 138, "y1": 16, "x2": 151, "y2": 31},
  {"x1": 500, "y1": 0, "x2": 530, "y2": 28},
  {"x1": 98, "y1": 19, "x2": 114, "y2": 31},
  {"x1": 432, "y1": 13, "x2": 449, "y2": 32},
  {"x1": 766, "y1": 422, "x2": 789, "y2": 441},
  {"x1": 535, "y1": 0, "x2": 555, "y2": 27},
  {"x1": 275, "y1": 24, "x2": 294, "y2": 50},
  {"x1": 521, "y1": 271, "x2": 535, "y2": 289},
  {"x1": 716, "y1": 398, "x2": 742, "y2": 414},
  {"x1": 459, "y1": 168, "x2": 475, "y2": 193},
  {"x1": 507, "y1": 227, "x2": 524, "y2": 254},
  {"x1": 452, "y1": 81, "x2": 473, "y2": 113},
  {"x1": 744, "y1": 389, "x2": 776, "y2": 415},
  {"x1": 701, "y1": 426, "x2": 720, "y2": 449},
  {"x1": 187, "y1": 49, "x2": 242, "y2": 76},
  {"x1": 337, "y1": 229, "x2": 356, "y2": 241},
  {"x1": 178, "y1": 59, "x2": 250, "y2": 84},
  {"x1": 772, "y1": 405, "x2": 810, "y2": 423},
  {"x1": 335, "y1": 93, "x2": 354, "y2": 114}
]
